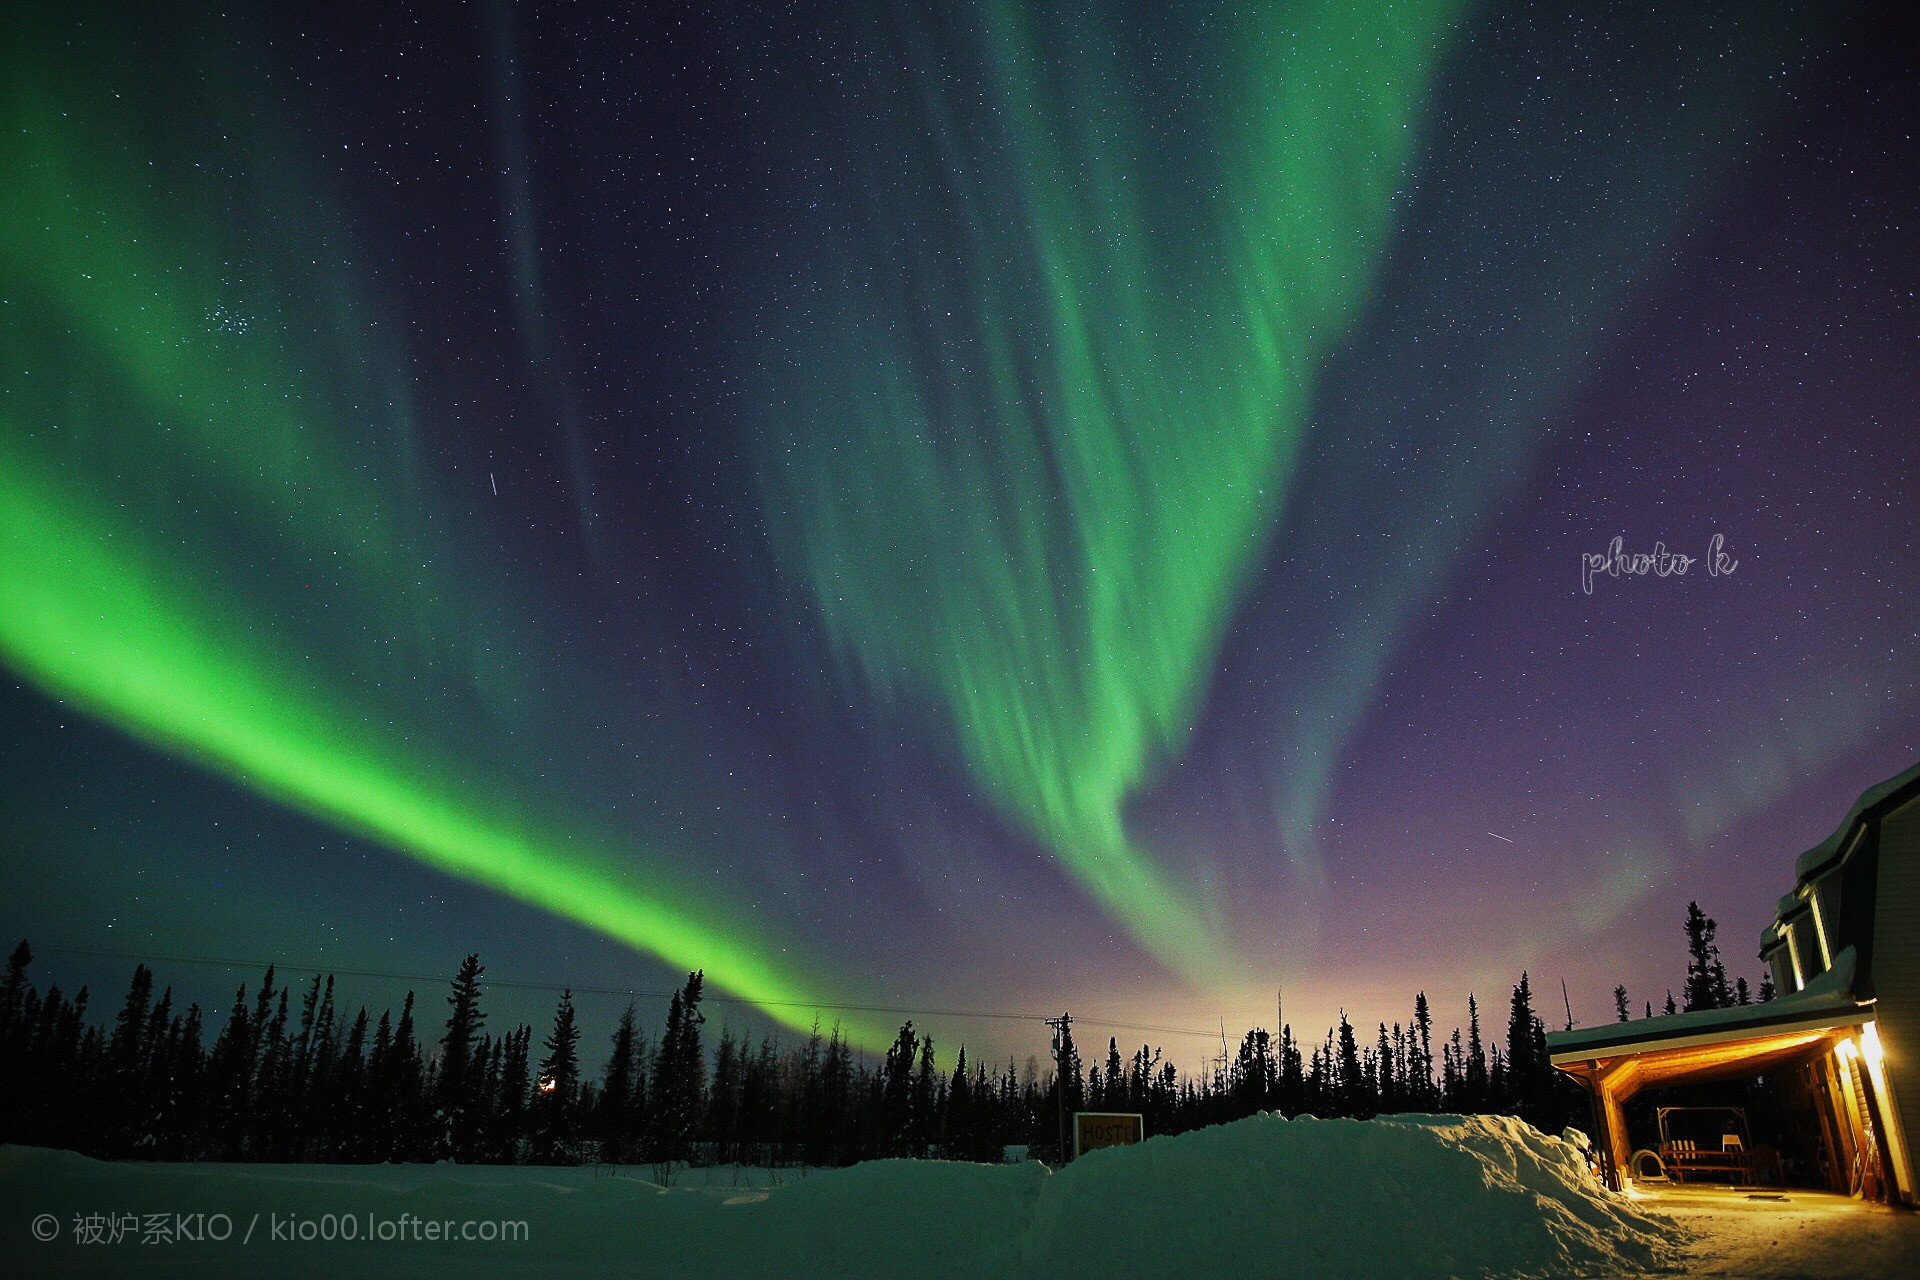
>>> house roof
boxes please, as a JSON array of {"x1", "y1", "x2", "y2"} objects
[
  {"x1": 1754, "y1": 761, "x2": 1920, "y2": 955},
  {"x1": 1548, "y1": 948, "x2": 1866, "y2": 1065},
  {"x1": 1793, "y1": 760, "x2": 1920, "y2": 882}
]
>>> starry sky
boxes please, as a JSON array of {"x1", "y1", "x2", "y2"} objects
[{"x1": 3, "y1": 0, "x2": 1916, "y2": 1063}]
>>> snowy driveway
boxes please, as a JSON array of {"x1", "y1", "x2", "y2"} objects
[{"x1": 1619, "y1": 1184, "x2": 1920, "y2": 1280}]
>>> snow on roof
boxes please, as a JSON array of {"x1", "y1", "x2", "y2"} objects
[
  {"x1": 1548, "y1": 948, "x2": 1864, "y2": 1063},
  {"x1": 1793, "y1": 760, "x2": 1920, "y2": 882}
]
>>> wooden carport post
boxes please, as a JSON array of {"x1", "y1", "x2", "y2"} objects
[
  {"x1": 1574, "y1": 1059, "x2": 1629, "y2": 1191},
  {"x1": 1581, "y1": 1070, "x2": 1618, "y2": 1191}
]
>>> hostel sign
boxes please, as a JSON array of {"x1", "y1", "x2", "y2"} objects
[{"x1": 1074, "y1": 1112, "x2": 1144, "y2": 1157}]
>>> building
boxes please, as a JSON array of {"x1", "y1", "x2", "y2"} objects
[{"x1": 1547, "y1": 762, "x2": 1920, "y2": 1204}]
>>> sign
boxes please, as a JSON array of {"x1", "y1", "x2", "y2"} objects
[{"x1": 1074, "y1": 1111, "x2": 1144, "y2": 1157}]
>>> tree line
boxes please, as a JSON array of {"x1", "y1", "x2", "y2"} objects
[
  {"x1": 0, "y1": 903, "x2": 1759, "y2": 1167},
  {"x1": 1609, "y1": 901, "x2": 1774, "y2": 1022}
]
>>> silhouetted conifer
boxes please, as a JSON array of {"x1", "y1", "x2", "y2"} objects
[
  {"x1": 437, "y1": 955, "x2": 487, "y2": 1160},
  {"x1": 599, "y1": 1004, "x2": 642, "y2": 1164},
  {"x1": 530, "y1": 989, "x2": 580, "y2": 1162}
]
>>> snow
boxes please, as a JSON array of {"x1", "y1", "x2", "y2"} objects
[
  {"x1": 1792, "y1": 760, "x2": 1920, "y2": 882},
  {"x1": 1621, "y1": 1183, "x2": 1920, "y2": 1280},
  {"x1": 1022, "y1": 1113, "x2": 1674, "y2": 1279},
  {"x1": 0, "y1": 1111, "x2": 1855, "y2": 1279}
]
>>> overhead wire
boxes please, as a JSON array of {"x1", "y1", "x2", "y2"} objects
[{"x1": 35, "y1": 944, "x2": 1221, "y2": 1040}]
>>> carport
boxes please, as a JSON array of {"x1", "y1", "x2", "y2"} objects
[{"x1": 1550, "y1": 956, "x2": 1884, "y2": 1195}]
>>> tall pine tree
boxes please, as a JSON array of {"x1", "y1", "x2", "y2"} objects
[
  {"x1": 530, "y1": 989, "x2": 580, "y2": 1162},
  {"x1": 599, "y1": 1003, "x2": 642, "y2": 1164},
  {"x1": 1682, "y1": 902, "x2": 1727, "y2": 1012},
  {"x1": 436, "y1": 955, "x2": 487, "y2": 1160}
]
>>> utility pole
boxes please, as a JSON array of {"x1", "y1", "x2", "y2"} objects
[
  {"x1": 1561, "y1": 978, "x2": 1576, "y2": 1032},
  {"x1": 1045, "y1": 1013, "x2": 1070, "y2": 1164},
  {"x1": 1277, "y1": 986, "x2": 1287, "y2": 1109}
]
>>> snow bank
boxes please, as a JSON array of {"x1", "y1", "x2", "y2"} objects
[
  {"x1": 1027, "y1": 1113, "x2": 1676, "y2": 1279},
  {"x1": 0, "y1": 1114, "x2": 1678, "y2": 1278}
]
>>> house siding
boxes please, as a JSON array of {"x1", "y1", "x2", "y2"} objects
[
  {"x1": 1870, "y1": 794, "x2": 1920, "y2": 1201},
  {"x1": 1841, "y1": 827, "x2": 1883, "y2": 999}
]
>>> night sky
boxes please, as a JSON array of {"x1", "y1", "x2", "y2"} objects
[{"x1": 3, "y1": 0, "x2": 1916, "y2": 1065}]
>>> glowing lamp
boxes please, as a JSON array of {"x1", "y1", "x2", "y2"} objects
[
  {"x1": 1863, "y1": 1023, "x2": 1884, "y2": 1069},
  {"x1": 1836, "y1": 1039, "x2": 1857, "y2": 1062}
]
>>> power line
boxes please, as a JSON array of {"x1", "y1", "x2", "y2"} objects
[{"x1": 34, "y1": 944, "x2": 1220, "y2": 1040}]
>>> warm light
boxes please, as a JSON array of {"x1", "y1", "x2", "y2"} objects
[
  {"x1": 1836, "y1": 1039, "x2": 1857, "y2": 1062},
  {"x1": 537, "y1": 1077, "x2": 557, "y2": 1093},
  {"x1": 1863, "y1": 1023, "x2": 1884, "y2": 1069}
]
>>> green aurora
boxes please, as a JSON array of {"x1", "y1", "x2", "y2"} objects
[
  {"x1": 2, "y1": 0, "x2": 1888, "y2": 1038},
  {"x1": 748, "y1": 0, "x2": 1465, "y2": 979},
  {"x1": 0, "y1": 15, "x2": 885, "y2": 1046}
]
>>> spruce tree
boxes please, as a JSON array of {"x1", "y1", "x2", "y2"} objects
[
  {"x1": 500, "y1": 1024, "x2": 532, "y2": 1157},
  {"x1": 1411, "y1": 994, "x2": 1435, "y2": 1109},
  {"x1": 388, "y1": 991, "x2": 426, "y2": 1161},
  {"x1": 1682, "y1": 902, "x2": 1725, "y2": 1011},
  {"x1": 336, "y1": 1008, "x2": 369, "y2": 1160},
  {"x1": 710, "y1": 1026, "x2": 742, "y2": 1163},
  {"x1": 651, "y1": 991, "x2": 684, "y2": 1164},
  {"x1": 530, "y1": 989, "x2": 580, "y2": 1162},
  {"x1": 254, "y1": 988, "x2": 290, "y2": 1158},
  {"x1": 741, "y1": 1036, "x2": 780, "y2": 1162},
  {"x1": 104, "y1": 965, "x2": 154, "y2": 1155},
  {"x1": 1278, "y1": 1026, "x2": 1305, "y2": 1116},
  {"x1": 911, "y1": 1034, "x2": 938, "y2": 1158},
  {"x1": 1613, "y1": 985, "x2": 1631, "y2": 1022},
  {"x1": 600, "y1": 1004, "x2": 641, "y2": 1164},
  {"x1": 1504, "y1": 972, "x2": 1552, "y2": 1127},
  {"x1": 1464, "y1": 996, "x2": 1488, "y2": 1110},
  {"x1": 881, "y1": 1020, "x2": 919, "y2": 1157},
  {"x1": 649, "y1": 971, "x2": 705, "y2": 1168},
  {"x1": 1335, "y1": 1013, "x2": 1364, "y2": 1117},
  {"x1": 1375, "y1": 1023, "x2": 1395, "y2": 1113},
  {"x1": 676, "y1": 972, "x2": 705, "y2": 1125},
  {"x1": 482, "y1": 1037, "x2": 509, "y2": 1159},
  {"x1": 1232, "y1": 1029, "x2": 1276, "y2": 1112},
  {"x1": 133, "y1": 987, "x2": 172, "y2": 1153},
  {"x1": 819, "y1": 1025, "x2": 851, "y2": 1164},
  {"x1": 946, "y1": 1047, "x2": 973, "y2": 1160},
  {"x1": 1442, "y1": 1031, "x2": 1461, "y2": 1107},
  {"x1": 972, "y1": 1056, "x2": 997, "y2": 1160},
  {"x1": 0, "y1": 940, "x2": 30, "y2": 1034},
  {"x1": 437, "y1": 954, "x2": 487, "y2": 1160}
]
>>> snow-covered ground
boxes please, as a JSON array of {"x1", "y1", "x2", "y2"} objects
[
  {"x1": 2, "y1": 1113, "x2": 1911, "y2": 1278},
  {"x1": 1616, "y1": 1183, "x2": 1920, "y2": 1280}
]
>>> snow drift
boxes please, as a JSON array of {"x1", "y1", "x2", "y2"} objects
[
  {"x1": 0, "y1": 1112, "x2": 1678, "y2": 1278},
  {"x1": 1027, "y1": 1113, "x2": 1676, "y2": 1278}
]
